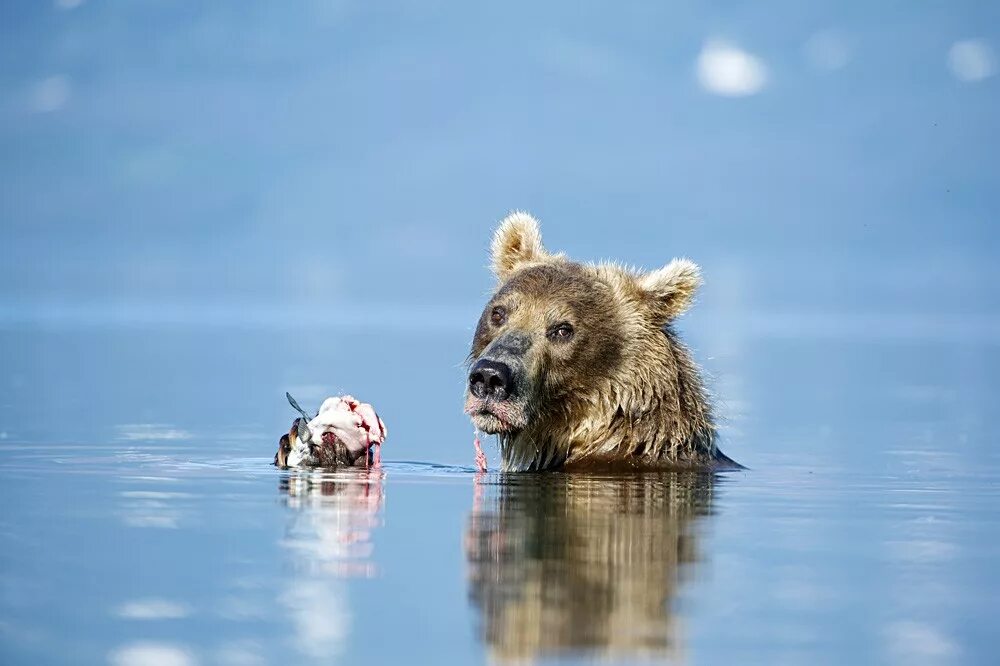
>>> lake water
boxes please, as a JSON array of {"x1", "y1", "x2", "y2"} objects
[
  {"x1": 1, "y1": 319, "x2": 997, "y2": 665},
  {"x1": 3, "y1": 2, "x2": 999, "y2": 664}
]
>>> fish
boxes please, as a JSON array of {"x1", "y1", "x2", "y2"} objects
[{"x1": 276, "y1": 393, "x2": 387, "y2": 469}]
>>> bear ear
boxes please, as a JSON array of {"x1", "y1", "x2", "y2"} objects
[
  {"x1": 490, "y1": 212, "x2": 549, "y2": 281},
  {"x1": 637, "y1": 258, "x2": 702, "y2": 321}
]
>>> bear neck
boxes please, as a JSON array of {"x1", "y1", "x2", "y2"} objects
[{"x1": 498, "y1": 325, "x2": 717, "y2": 471}]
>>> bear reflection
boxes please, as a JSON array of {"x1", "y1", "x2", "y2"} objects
[{"x1": 466, "y1": 472, "x2": 716, "y2": 662}]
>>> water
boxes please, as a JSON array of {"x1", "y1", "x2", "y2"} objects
[
  {"x1": 1, "y1": 323, "x2": 997, "y2": 665},
  {"x1": 3, "y1": 2, "x2": 999, "y2": 664}
]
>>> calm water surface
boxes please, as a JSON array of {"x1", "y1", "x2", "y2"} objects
[
  {"x1": 1, "y1": 322, "x2": 997, "y2": 665},
  {"x1": 4, "y1": 2, "x2": 999, "y2": 664}
]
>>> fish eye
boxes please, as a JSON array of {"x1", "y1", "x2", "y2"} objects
[
  {"x1": 490, "y1": 306, "x2": 507, "y2": 326},
  {"x1": 547, "y1": 322, "x2": 574, "y2": 342}
]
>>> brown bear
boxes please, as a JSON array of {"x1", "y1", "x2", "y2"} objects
[{"x1": 464, "y1": 212, "x2": 739, "y2": 472}]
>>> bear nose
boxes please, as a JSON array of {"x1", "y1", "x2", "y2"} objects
[{"x1": 469, "y1": 359, "x2": 514, "y2": 401}]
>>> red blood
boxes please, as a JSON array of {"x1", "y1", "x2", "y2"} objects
[
  {"x1": 473, "y1": 433, "x2": 487, "y2": 473},
  {"x1": 321, "y1": 431, "x2": 338, "y2": 446}
]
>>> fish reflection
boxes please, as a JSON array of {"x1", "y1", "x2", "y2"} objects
[
  {"x1": 277, "y1": 470, "x2": 384, "y2": 659},
  {"x1": 466, "y1": 472, "x2": 717, "y2": 662}
]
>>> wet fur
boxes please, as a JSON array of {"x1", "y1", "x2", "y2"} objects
[{"x1": 468, "y1": 212, "x2": 736, "y2": 471}]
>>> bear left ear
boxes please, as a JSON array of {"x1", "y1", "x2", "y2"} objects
[
  {"x1": 490, "y1": 212, "x2": 549, "y2": 281},
  {"x1": 637, "y1": 258, "x2": 702, "y2": 321}
]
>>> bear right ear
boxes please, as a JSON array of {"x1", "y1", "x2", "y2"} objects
[
  {"x1": 490, "y1": 212, "x2": 549, "y2": 281},
  {"x1": 637, "y1": 258, "x2": 702, "y2": 321}
]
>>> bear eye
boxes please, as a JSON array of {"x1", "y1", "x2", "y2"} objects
[
  {"x1": 547, "y1": 322, "x2": 574, "y2": 342},
  {"x1": 490, "y1": 306, "x2": 507, "y2": 326}
]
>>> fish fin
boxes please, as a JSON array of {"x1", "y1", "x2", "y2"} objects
[
  {"x1": 286, "y1": 392, "x2": 313, "y2": 421},
  {"x1": 293, "y1": 417, "x2": 312, "y2": 446}
]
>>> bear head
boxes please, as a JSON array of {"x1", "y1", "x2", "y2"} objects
[{"x1": 465, "y1": 212, "x2": 720, "y2": 471}]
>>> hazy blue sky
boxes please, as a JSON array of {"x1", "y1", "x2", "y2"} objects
[{"x1": 2, "y1": 1, "x2": 998, "y2": 325}]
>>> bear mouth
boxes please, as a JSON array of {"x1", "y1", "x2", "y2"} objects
[
  {"x1": 464, "y1": 396, "x2": 525, "y2": 434},
  {"x1": 470, "y1": 410, "x2": 512, "y2": 434}
]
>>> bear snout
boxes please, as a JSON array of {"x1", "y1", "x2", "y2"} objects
[{"x1": 468, "y1": 358, "x2": 515, "y2": 401}]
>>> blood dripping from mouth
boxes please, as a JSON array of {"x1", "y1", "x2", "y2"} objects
[{"x1": 473, "y1": 430, "x2": 487, "y2": 473}]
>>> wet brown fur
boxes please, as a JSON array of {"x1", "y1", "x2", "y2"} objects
[{"x1": 469, "y1": 212, "x2": 733, "y2": 471}]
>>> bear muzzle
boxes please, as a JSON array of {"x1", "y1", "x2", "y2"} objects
[
  {"x1": 465, "y1": 358, "x2": 531, "y2": 433},
  {"x1": 466, "y1": 332, "x2": 534, "y2": 434}
]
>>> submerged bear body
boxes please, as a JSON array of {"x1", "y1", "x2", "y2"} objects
[{"x1": 464, "y1": 212, "x2": 738, "y2": 472}]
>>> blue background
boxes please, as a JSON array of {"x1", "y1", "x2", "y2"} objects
[{"x1": 1, "y1": 3, "x2": 998, "y2": 665}]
